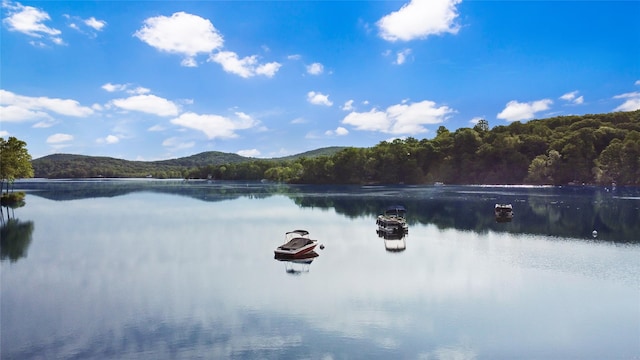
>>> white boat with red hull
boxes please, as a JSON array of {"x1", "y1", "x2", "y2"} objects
[{"x1": 274, "y1": 230, "x2": 318, "y2": 257}]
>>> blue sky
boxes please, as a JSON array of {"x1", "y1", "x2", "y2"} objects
[{"x1": 1, "y1": 0, "x2": 639, "y2": 161}]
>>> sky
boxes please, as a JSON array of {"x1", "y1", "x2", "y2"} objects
[{"x1": 1, "y1": 0, "x2": 639, "y2": 161}]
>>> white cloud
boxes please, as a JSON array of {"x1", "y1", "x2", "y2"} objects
[
  {"x1": 377, "y1": 0, "x2": 461, "y2": 42},
  {"x1": 237, "y1": 149, "x2": 260, "y2": 157},
  {"x1": 84, "y1": 16, "x2": 106, "y2": 31},
  {"x1": 102, "y1": 83, "x2": 127, "y2": 92},
  {"x1": 170, "y1": 111, "x2": 258, "y2": 139},
  {"x1": 497, "y1": 99, "x2": 553, "y2": 121},
  {"x1": 342, "y1": 100, "x2": 453, "y2": 134},
  {"x1": 635, "y1": 80, "x2": 640, "y2": 86},
  {"x1": 209, "y1": 51, "x2": 281, "y2": 78},
  {"x1": 0, "y1": 130, "x2": 9, "y2": 137},
  {"x1": 0, "y1": 90, "x2": 94, "y2": 121},
  {"x1": 325, "y1": 127, "x2": 349, "y2": 136},
  {"x1": 96, "y1": 135, "x2": 119, "y2": 144},
  {"x1": 47, "y1": 133, "x2": 73, "y2": 143},
  {"x1": 102, "y1": 83, "x2": 151, "y2": 95},
  {"x1": 560, "y1": 91, "x2": 584, "y2": 105},
  {"x1": 395, "y1": 49, "x2": 412, "y2": 65},
  {"x1": 290, "y1": 117, "x2": 307, "y2": 124},
  {"x1": 0, "y1": 105, "x2": 52, "y2": 122},
  {"x1": 287, "y1": 54, "x2": 302, "y2": 61},
  {"x1": 135, "y1": 12, "x2": 224, "y2": 67},
  {"x1": 148, "y1": 124, "x2": 166, "y2": 132},
  {"x1": 307, "y1": 62, "x2": 324, "y2": 75},
  {"x1": 111, "y1": 94, "x2": 179, "y2": 117},
  {"x1": 255, "y1": 61, "x2": 282, "y2": 77},
  {"x1": 162, "y1": 137, "x2": 195, "y2": 151},
  {"x1": 2, "y1": 1, "x2": 63, "y2": 44},
  {"x1": 33, "y1": 120, "x2": 55, "y2": 128},
  {"x1": 470, "y1": 117, "x2": 483, "y2": 125},
  {"x1": 342, "y1": 100, "x2": 354, "y2": 111},
  {"x1": 307, "y1": 91, "x2": 333, "y2": 106},
  {"x1": 613, "y1": 92, "x2": 640, "y2": 112}
]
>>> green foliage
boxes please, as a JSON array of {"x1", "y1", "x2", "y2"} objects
[
  {"x1": 0, "y1": 137, "x2": 34, "y2": 193},
  {"x1": 30, "y1": 110, "x2": 640, "y2": 185}
]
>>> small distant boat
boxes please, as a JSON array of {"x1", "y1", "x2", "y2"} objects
[
  {"x1": 495, "y1": 203, "x2": 514, "y2": 222},
  {"x1": 376, "y1": 205, "x2": 408, "y2": 234},
  {"x1": 274, "y1": 230, "x2": 318, "y2": 257}
]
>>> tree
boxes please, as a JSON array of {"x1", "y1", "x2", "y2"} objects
[{"x1": 0, "y1": 137, "x2": 34, "y2": 193}]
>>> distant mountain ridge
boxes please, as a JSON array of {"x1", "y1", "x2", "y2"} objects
[{"x1": 31, "y1": 147, "x2": 349, "y2": 178}]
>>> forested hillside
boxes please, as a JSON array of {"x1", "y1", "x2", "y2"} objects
[
  {"x1": 185, "y1": 110, "x2": 640, "y2": 185},
  {"x1": 32, "y1": 110, "x2": 639, "y2": 185},
  {"x1": 31, "y1": 147, "x2": 348, "y2": 179}
]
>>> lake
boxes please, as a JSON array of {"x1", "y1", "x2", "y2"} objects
[{"x1": 2, "y1": 180, "x2": 639, "y2": 359}]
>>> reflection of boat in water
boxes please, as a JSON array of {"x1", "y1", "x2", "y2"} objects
[
  {"x1": 377, "y1": 230, "x2": 406, "y2": 252},
  {"x1": 274, "y1": 251, "x2": 319, "y2": 274},
  {"x1": 495, "y1": 203, "x2": 514, "y2": 222},
  {"x1": 274, "y1": 229, "x2": 318, "y2": 257},
  {"x1": 376, "y1": 205, "x2": 408, "y2": 235}
]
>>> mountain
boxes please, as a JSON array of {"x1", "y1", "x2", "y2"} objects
[{"x1": 31, "y1": 147, "x2": 349, "y2": 178}]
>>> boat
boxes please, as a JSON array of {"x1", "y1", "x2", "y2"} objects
[
  {"x1": 376, "y1": 205, "x2": 408, "y2": 234},
  {"x1": 274, "y1": 230, "x2": 318, "y2": 257},
  {"x1": 495, "y1": 203, "x2": 514, "y2": 222}
]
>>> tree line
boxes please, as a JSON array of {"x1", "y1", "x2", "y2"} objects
[
  {"x1": 187, "y1": 110, "x2": 640, "y2": 185},
  {"x1": 0, "y1": 137, "x2": 34, "y2": 196},
  {"x1": 27, "y1": 109, "x2": 640, "y2": 185}
]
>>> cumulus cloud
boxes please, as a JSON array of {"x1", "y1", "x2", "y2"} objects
[
  {"x1": 395, "y1": 48, "x2": 412, "y2": 65},
  {"x1": 170, "y1": 111, "x2": 258, "y2": 139},
  {"x1": 102, "y1": 83, "x2": 151, "y2": 95},
  {"x1": 111, "y1": 94, "x2": 179, "y2": 117},
  {"x1": 65, "y1": 14, "x2": 106, "y2": 37},
  {"x1": 306, "y1": 62, "x2": 324, "y2": 75},
  {"x1": 209, "y1": 51, "x2": 281, "y2": 78},
  {"x1": 102, "y1": 83, "x2": 127, "y2": 92},
  {"x1": 469, "y1": 117, "x2": 484, "y2": 125},
  {"x1": 96, "y1": 135, "x2": 119, "y2": 144},
  {"x1": 377, "y1": 0, "x2": 461, "y2": 42},
  {"x1": 497, "y1": 99, "x2": 553, "y2": 121},
  {"x1": 135, "y1": 12, "x2": 224, "y2": 67},
  {"x1": 0, "y1": 105, "x2": 52, "y2": 122},
  {"x1": 2, "y1": 1, "x2": 63, "y2": 44},
  {"x1": 0, "y1": 89, "x2": 94, "y2": 122},
  {"x1": 307, "y1": 91, "x2": 333, "y2": 106},
  {"x1": 325, "y1": 126, "x2": 349, "y2": 136},
  {"x1": 342, "y1": 100, "x2": 355, "y2": 111},
  {"x1": 560, "y1": 91, "x2": 584, "y2": 105},
  {"x1": 613, "y1": 92, "x2": 640, "y2": 112},
  {"x1": 237, "y1": 149, "x2": 260, "y2": 157},
  {"x1": 84, "y1": 16, "x2": 106, "y2": 31},
  {"x1": 47, "y1": 133, "x2": 73, "y2": 143},
  {"x1": 342, "y1": 100, "x2": 453, "y2": 134},
  {"x1": 135, "y1": 11, "x2": 281, "y2": 75}
]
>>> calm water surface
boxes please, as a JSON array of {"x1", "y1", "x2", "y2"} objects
[{"x1": 2, "y1": 180, "x2": 639, "y2": 359}]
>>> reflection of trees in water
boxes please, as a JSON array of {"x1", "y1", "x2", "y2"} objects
[
  {"x1": 291, "y1": 186, "x2": 639, "y2": 243},
  {"x1": 1, "y1": 204, "x2": 34, "y2": 262},
  {"x1": 15, "y1": 181, "x2": 639, "y2": 242},
  {"x1": 17, "y1": 180, "x2": 292, "y2": 203}
]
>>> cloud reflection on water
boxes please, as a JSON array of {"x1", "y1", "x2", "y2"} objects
[{"x1": 2, "y1": 188, "x2": 639, "y2": 359}]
